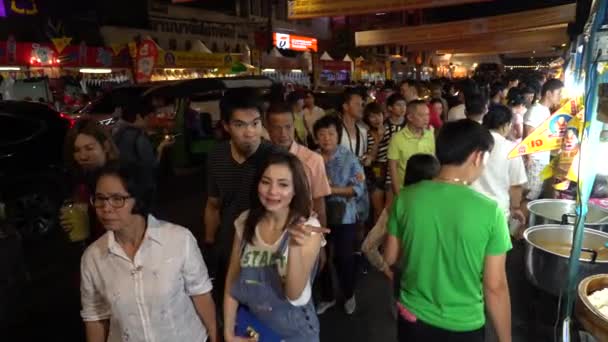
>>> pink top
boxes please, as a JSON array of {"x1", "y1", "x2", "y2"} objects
[{"x1": 290, "y1": 143, "x2": 332, "y2": 200}]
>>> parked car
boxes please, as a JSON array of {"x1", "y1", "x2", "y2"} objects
[
  {"x1": 0, "y1": 101, "x2": 72, "y2": 237},
  {"x1": 0, "y1": 101, "x2": 80, "y2": 339}
]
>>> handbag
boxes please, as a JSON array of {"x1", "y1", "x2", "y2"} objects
[
  {"x1": 326, "y1": 200, "x2": 346, "y2": 226},
  {"x1": 235, "y1": 306, "x2": 283, "y2": 342}
]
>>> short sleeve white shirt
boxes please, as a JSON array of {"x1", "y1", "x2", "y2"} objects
[
  {"x1": 447, "y1": 104, "x2": 466, "y2": 122},
  {"x1": 472, "y1": 132, "x2": 528, "y2": 217},
  {"x1": 523, "y1": 103, "x2": 551, "y2": 163},
  {"x1": 80, "y1": 215, "x2": 212, "y2": 342}
]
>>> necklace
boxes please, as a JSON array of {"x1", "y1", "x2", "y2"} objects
[{"x1": 436, "y1": 177, "x2": 469, "y2": 185}]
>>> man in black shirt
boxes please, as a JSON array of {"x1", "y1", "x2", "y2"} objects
[{"x1": 203, "y1": 87, "x2": 276, "y2": 310}]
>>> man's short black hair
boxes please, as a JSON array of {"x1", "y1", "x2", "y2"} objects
[
  {"x1": 266, "y1": 101, "x2": 293, "y2": 122},
  {"x1": 521, "y1": 86, "x2": 536, "y2": 95},
  {"x1": 483, "y1": 104, "x2": 513, "y2": 130},
  {"x1": 490, "y1": 82, "x2": 506, "y2": 98},
  {"x1": 541, "y1": 78, "x2": 564, "y2": 97},
  {"x1": 339, "y1": 87, "x2": 363, "y2": 113},
  {"x1": 436, "y1": 119, "x2": 494, "y2": 166},
  {"x1": 122, "y1": 102, "x2": 152, "y2": 123},
  {"x1": 407, "y1": 99, "x2": 427, "y2": 114},
  {"x1": 507, "y1": 88, "x2": 527, "y2": 107},
  {"x1": 220, "y1": 87, "x2": 263, "y2": 123},
  {"x1": 465, "y1": 94, "x2": 487, "y2": 117},
  {"x1": 313, "y1": 114, "x2": 342, "y2": 143},
  {"x1": 506, "y1": 74, "x2": 519, "y2": 83},
  {"x1": 456, "y1": 78, "x2": 480, "y2": 98},
  {"x1": 286, "y1": 91, "x2": 304, "y2": 107},
  {"x1": 386, "y1": 93, "x2": 406, "y2": 108}
]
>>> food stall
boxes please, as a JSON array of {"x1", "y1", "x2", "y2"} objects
[
  {"x1": 0, "y1": 39, "x2": 133, "y2": 105},
  {"x1": 260, "y1": 49, "x2": 310, "y2": 87},
  {"x1": 319, "y1": 60, "x2": 352, "y2": 86},
  {"x1": 512, "y1": 0, "x2": 608, "y2": 339},
  {"x1": 151, "y1": 50, "x2": 252, "y2": 81},
  {"x1": 353, "y1": 57, "x2": 385, "y2": 83}
]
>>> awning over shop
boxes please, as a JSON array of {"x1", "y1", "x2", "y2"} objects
[
  {"x1": 287, "y1": 0, "x2": 491, "y2": 19},
  {"x1": 355, "y1": 3, "x2": 575, "y2": 47}
]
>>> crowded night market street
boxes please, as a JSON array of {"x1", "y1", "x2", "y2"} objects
[{"x1": 4, "y1": 1, "x2": 608, "y2": 341}]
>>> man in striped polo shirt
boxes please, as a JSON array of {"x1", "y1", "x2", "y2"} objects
[{"x1": 204, "y1": 87, "x2": 277, "y2": 308}]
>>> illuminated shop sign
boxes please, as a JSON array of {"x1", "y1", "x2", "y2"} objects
[{"x1": 273, "y1": 32, "x2": 318, "y2": 52}]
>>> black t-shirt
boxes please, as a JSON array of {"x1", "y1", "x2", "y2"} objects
[{"x1": 207, "y1": 140, "x2": 277, "y2": 246}]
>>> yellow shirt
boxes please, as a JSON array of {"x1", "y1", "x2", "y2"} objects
[
  {"x1": 293, "y1": 111, "x2": 308, "y2": 146},
  {"x1": 387, "y1": 126, "x2": 436, "y2": 189}
]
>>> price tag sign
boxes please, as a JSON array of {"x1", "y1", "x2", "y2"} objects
[{"x1": 508, "y1": 100, "x2": 580, "y2": 159}]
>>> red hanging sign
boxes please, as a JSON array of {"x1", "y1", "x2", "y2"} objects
[{"x1": 135, "y1": 38, "x2": 158, "y2": 83}]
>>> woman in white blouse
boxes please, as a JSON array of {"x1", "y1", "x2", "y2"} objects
[{"x1": 80, "y1": 163, "x2": 217, "y2": 342}]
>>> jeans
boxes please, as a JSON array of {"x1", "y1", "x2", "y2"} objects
[
  {"x1": 398, "y1": 315, "x2": 485, "y2": 342},
  {"x1": 320, "y1": 223, "x2": 358, "y2": 300}
]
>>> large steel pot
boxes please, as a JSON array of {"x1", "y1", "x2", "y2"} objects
[
  {"x1": 524, "y1": 225, "x2": 608, "y2": 297},
  {"x1": 527, "y1": 199, "x2": 608, "y2": 232}
]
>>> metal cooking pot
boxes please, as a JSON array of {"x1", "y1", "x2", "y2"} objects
[
  {"x1": 524, "y1": 225, "x2": 608, "y2": 297},
  {"x1": 527, "y1": 199, "x2": 608, "y2": 232}
]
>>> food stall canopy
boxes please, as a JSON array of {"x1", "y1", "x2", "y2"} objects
[
  {"x1": 320, "y1": 51, "x2": 333, "y2": 61},
  {"x1": 287, "y1": 0, "x2": 491, "y2": 19},
  {"x1": 190, "y1": 40, "x2": 212, "y2": 54},
  {"x1": 270, "y1": 47, "x2": 283, "y2": 58},
  {"x1": 355, "y1": 3, "x2": 575, "y2": 47}
]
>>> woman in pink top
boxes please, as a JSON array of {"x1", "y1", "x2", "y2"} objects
[
  {"x1": 428, "y1": 99, "x2": 444, "y2": 132},
  {"x1": 507, "y1": 89, "x2": 528, "y2": 143}
]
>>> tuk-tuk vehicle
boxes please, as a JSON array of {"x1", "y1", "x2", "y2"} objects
[
  {"x1": 74, "y1": 82, "x2": 175, "y2": 127},
  {"x1": 142, "y1": 76, "x2": 274, "y2": 169}
]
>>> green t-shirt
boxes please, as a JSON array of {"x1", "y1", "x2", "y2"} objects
[{"x1": 388, "y1": 180, "x2": 512, "y2": 332}]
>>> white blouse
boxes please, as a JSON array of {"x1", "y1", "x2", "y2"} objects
[{"x1": 80, "y1": 215, "x2": 212, "y2": 342}]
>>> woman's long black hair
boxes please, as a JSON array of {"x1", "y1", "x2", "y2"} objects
[{"x1": 242, "y1": 151, "x2": 312, "y2": 244}]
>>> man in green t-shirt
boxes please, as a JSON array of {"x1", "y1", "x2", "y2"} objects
[{"x1": 384, "y1": 119, "x2": 512, "y2": 342}]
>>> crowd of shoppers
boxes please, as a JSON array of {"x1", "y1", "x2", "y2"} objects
[{"x1": 47, "y1": 69, "x2": 576, "y2": 342}]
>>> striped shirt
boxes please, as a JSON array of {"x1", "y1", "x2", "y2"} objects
[
  {"x1": 207, "y1": 140, "x2": 277, "y2": 247},
  {"x1": 377, "y1": 118, "x2": 406, "y2": 163}
]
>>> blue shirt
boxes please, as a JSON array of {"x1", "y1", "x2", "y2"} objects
[{"x1": 323, "y1": 145, "x2": 367, "y2": 224}]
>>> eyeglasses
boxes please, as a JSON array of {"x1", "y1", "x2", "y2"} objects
[{"x1": 90, "y1": 194, "x2": 132, "y2": 208}]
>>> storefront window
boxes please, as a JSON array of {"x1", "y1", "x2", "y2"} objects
[
  {"x1": 185, "y1": 40, "x2": 192, "y2": 51},
  {"x1": 169, "y1": 39, "x2": 177, "y2": 51}
]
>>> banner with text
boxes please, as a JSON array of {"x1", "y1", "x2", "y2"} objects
[
  {"x1": 157, "y1": 51, "x2": 235, "y2": 69},
  {"x1": 508, "y1": 99, "x2": 581, "y2": 159}
]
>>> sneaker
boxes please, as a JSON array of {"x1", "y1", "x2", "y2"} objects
[
  {"x1": 344, "y1": 295, "x2": 356, "y2": 315},
  {"x1": 316, "y1": 300, "x2": 336, "y2": 315}
]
